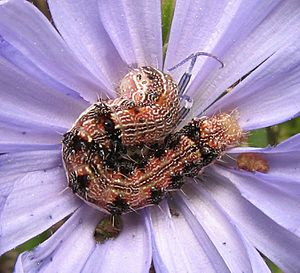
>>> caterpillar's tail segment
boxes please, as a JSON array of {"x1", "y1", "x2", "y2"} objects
[{"x1": 199, "y1": 112, "x2": 243, "y2": 151}]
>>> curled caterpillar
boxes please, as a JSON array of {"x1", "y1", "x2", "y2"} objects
[
  {"x1": 63, "y1": 110, "x2": 243, "y2": 214},
  {"x1": 62, "y1": 54, "x2": 236, "y2": 215}
]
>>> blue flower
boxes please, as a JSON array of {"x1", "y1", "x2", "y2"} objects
[{"x1": 0, "y1": 0, "x2": 300, "y2": 272}]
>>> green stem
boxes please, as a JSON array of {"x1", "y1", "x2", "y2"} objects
[{"x1": 266, "y1": 126, "x2": 279, "y2": 146}]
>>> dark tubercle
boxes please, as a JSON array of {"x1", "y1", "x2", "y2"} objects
[
  {"x1": 101, "y1": 114, "x2": 130, "y2": 172},
  {"x1": 76, "y1": 175, "x2": 89, "y2": 192},
  {"x1": 62, "y1": 131, "x2": 83, "y2": 156},
  {"x1": 168, "y1": 174, "x2": 184, "y2": 190},
  {"x1": 103, "y1": 146, "x2": 131, "y2": 173},
  {"x1": 63, "y1": 130, "x2": 106, "y2": 164},
  {"x1": 182, "y1": 160, "x2": 203, "y2": 177},
  {"x1": 106, "y1": 196, "x2": 130, "y2": 215},
  {"x1": 103, "y1": 117, "x2": 116, "y2": 134},
  {"x1": 117, "y1": 160, "x2": 136, "y2": 176},
  {"x1": 199, "y1": 145, "x2": 220, "y2": 166},
  {"x1": 87, "y1": 140, "x2": 105, "y2": 161},
  {"x1": 164, "y1": 133, "x2": 181, "y2": 149},
  {"x1": 173, "y1": 119, "x2": 220, "y2": 171},
  {"x1": 69, "y1": 172, "x2": 89, "y2": 195},
  {"x1": 135, "y1": 154, "x2": 148, "y2": 169},
  {"x1": 149, "y1": 143, "x2": 166, "y2": 159},
  {"x1": 103, "y1": 151, "x2": 120, "y2": 171},
  {"x1": 88, "y1": 101, "x2": 111, "y2": 121},
  {"x1": 150, "y1": 187, "x2": 165, "y2": 205},
  {"x1": 180, "y1": 120, "x2": 200, "y2": 141}
]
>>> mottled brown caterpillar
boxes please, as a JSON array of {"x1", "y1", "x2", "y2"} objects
[
  {"x1": 62, "y1": 57, "x2": 242, "y2": 215},
  {"x1": 63, "y1": 110, "x2": 243, "y2": 214}
]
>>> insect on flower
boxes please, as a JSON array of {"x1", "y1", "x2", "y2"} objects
[
  {"x1": 237, "y1": 152, "x2": 269, "y2": 173},
  {"x1": 62, "y1": 52, "x2": 242, "y2": 217}
]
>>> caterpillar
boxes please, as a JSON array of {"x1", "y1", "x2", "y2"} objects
[
  {"x1": 63, "y1": 110, "x2": 242, "y2": 214},
  {"x1": 62, "y1": 54, "x2": 241, "y2": 215}
]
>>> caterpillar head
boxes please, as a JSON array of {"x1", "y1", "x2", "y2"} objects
[{"x1": 118, "y1": 66, "x2": 178, "y2": 105}]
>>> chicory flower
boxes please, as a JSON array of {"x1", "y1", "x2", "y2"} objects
[{"x1": 1, "y1": 0, "x2": 300, "y2": 272}]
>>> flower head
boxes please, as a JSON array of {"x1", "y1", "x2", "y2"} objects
[{"x1": 1, "y1": 0, "x2": 300, "y2": 272}]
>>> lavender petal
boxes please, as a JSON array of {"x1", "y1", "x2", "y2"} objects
[
  {"x1": 0, "y1": 150, "x2": 62, "y2": 175},
  {"x1": 0, "y1": 58, "x2": 88, "y2": 131},
  {"x1": 0, "y1": 121, "x2": 61, "y2": 153},
  {"x1": 208, "y1": 43, "x2": 300, "y2": 130},
  {"x1": 0, "y1": 150, "x2": 80, "y2": 255},
  {"x1": 183, "y1": 183, "x2": 270, "y2": 272},
  {"x1": 212, "y1": 166, "x2": 300, "y2": 235},
  {"x1": 0, "y1": 35, "x2": 84, "y2": 101},
  {"x1": 81, "y1": 212, "x2": 152, "y2": 273},
  {"x1": 0, "y1": 0, "x2": 106, "y2": 102},
  {"x1": 14, "y1": 205, "x2": 101, "y2": 273},
  {"x1": 15, "y1": 206, "x2": 152, "y2": 273},
  {"x1": 274, "y1": 133, "x2": 300, "y2": 151},
  {"x1": 177, "y1": 185, "x2": 258, "y2": 273},
  {"x1": 243, "y1": 237, "x2": 271, "y2": 273},
  {"x1": 48, "y1": 0, "x2": 127, "y2": 95},
  {"x1": 201, "y1": 171, "x2": 300, "y2": 273},
  {"x1": 166, "y1": 0, "x2": 300, "y2": 120},
  {"x1": 98, "y1": 0, "x2": 163, "y2": 68},
  {"x1": 148, "y1": 200, "x2": 231, "y2": 273},
  {"x1": 166, "y1": 0, "x2": 279, "y2": 92},
  {"x1": 165, "y1": 0, "x2": 275, "y2": 80}
]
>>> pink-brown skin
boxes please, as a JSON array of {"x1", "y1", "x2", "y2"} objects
[
  {"x1": 112, "y1": 66, "x2": 180, "y2": 145},
  {"x1": 63, "y1": 112, "x2": 243, "y2": 214},
  {"x1": 72, "y1": 66, "x2": 180, "y2": 147}
]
